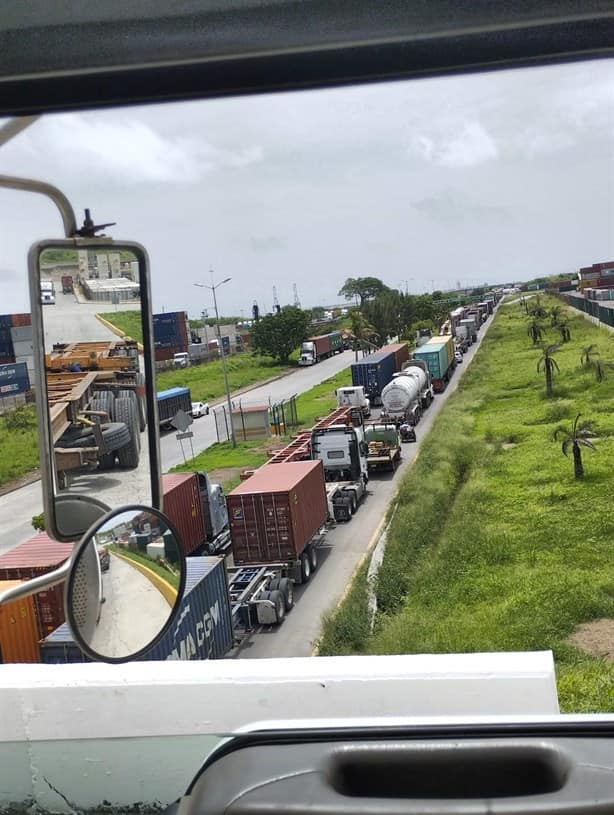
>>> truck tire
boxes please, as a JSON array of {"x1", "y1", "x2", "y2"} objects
[
  {"x1": 277, "y1": 577, "x2": 294, "y2": 611},
  {"x1": 115, "y1": 397, "x2": 141, "y2": 454},
  {"x1": 92, "y1": 390, "x2": 114, "y2": 418},
  {"x1": 269, "y1": 589, "x2": 286, "y2": 624},
  {"x1": 308, "y1": 545, "x2": 318, "y2": 573},
  {"x1": 88, "y1": 398, "x2": 111, "y2": 423},
  {"x1": 113, "y1": 399, "x2": 140, "y2": 468},
  {"x1": 135, "y1": 372, "x2": 147, "y2": 431},
  {"x1": 300, "y1": 552, "x2": 311, "y2": 584},
  {"x1": 57, "y1": 422, "x2": 130, "y2": 452},
  {"x1": 98, "y1": 452, "x2": 116, "y2": 470},
  {"x1": 119, "y1": 388, "x2": 146, "y2": 433}
]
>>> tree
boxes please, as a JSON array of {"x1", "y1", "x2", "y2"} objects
[
  {"x1": 362, "y1": 289, "x2": 403, "y2": 344},
  {"x1": 338, "y1": 277, "x2": 389, "y2": 307},
  {"x1": 250, "y1": 306, "x2": 310, "y2": 363},
  {"x1": 528, "y1": 295, "x2": 548, "y2": 319},
  {"x1": 556, "y1": 321, "x2": 571, "y2": 343},
  {"x1": 536, "y1": 343, "x2": 560, "y2": 397},
  {"x1": 550, "y1": 305, "x2": 563, "y2": 327},
  {"x1": 553, "y1": 414, "x2": 597, "y2": 479},
  {"x1": 580, "y1": 344, "x2": 599, "y2": 368},
  {"x1": 527, "y1": 319, "x2": 545, "y2": 345},
  {"x1": 348, "y1": 310, "x2": 378, "y2": 360}
]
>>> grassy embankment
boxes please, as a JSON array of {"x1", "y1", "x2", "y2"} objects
[
  {"x1": 109, "y1": 546, "x2": 181, "y2": 589},
  {"x1": 0, "y1": 406, "x2": 39, "y2": 488},
  {"x1": 318, "y1": 297, "x2": 614, "y2": 713},
  {"x1": 171, "y1": 366, "x2": 352, "y2": 490}
]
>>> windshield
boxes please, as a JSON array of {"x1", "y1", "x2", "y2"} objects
[{"x1": 0, "y1": 57, "x2": 612, "y2": 715}]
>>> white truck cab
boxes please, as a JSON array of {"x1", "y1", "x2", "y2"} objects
[{"x1": 336, "y1": 385, "x2": 371, "y2": 418}]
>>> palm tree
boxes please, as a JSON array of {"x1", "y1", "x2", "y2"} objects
[
  {"x1": 528, "y1": 295, "x2": 548, "y2": 319},
  {"x1": 593, "y1": 359, "x2": 607, "y2": 382},
  {"x1": 553, "y1": 414, "x2": 597, "y2": 479},
  {"x1": 556, "y1": 321, "x2": 571, "y2": 343},
  {"x1": 536, "y1": 343, "x2": 560, "y2": 396},
  {"x1": 580, "y1": 344, "x2": 599, "y2": 368},
  {"x1": 550, "y1": 305, "x2": 562, "y2": 326},
  {"x1": 348, "y1": 310, "x2": 378, "y2": 361},
  {"x1": 527, "y1": 319, "x2": 545, "y2": 345}
]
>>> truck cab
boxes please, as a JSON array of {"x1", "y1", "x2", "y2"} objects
[
  {"x1": 299, "y1": 341, "x2": 316, "y2": 365},
  {"x1": 336, "y1": 385, "x2": 371, "y2": 418},
  {"x1": 311, "y1": 423, "x2": 369, "y2": 521}
]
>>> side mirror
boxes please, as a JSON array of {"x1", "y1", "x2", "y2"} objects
[
  {"x1": 28, "y1": 239, "x2": 162, "y2": 541},
  {"x1": 66, "y1": 505, "x2": 186, "y2": 662}
]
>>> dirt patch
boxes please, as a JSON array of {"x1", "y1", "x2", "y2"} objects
[
  {"x1": 568, "y1": 618, "x2": 614, "y2": 661},
  {"x1": 0, "y1": 469, "x2": 41, "y2": 497},
  {"x1": 502, "y1": 443, "x2": 518, "y2": 449},
  {"x1": 208, "y1": 466, "x2": 245, "y2": 485}
]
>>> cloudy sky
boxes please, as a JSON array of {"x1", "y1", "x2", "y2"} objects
[{"x1": 1, "y1": 58, "x2": 613, "y2": 317}]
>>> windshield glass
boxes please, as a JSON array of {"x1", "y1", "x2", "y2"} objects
[{"x1": 0, "y1": 57, "x2": 612, "y2": 714}]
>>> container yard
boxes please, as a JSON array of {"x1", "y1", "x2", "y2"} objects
[{"x1": 153, "y1": 311, "x2": 190, "y2": 362}]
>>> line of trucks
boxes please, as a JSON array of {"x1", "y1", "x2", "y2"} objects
[{"x1": 2, "y1": 299, "x2": 501, "y2": 663}]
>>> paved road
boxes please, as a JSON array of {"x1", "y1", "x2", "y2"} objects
[
  {"x1": 89, "y1": 552, "x2": 172, "y2": 658},
  {"x1": 238, "y1": 310, "x2": 499, "y2": 659}
]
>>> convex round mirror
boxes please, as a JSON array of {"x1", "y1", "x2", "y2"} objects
[{"x1": 66, "y1": 505, "x2": 186, "y2": 662}]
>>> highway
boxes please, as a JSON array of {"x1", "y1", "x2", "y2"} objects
[{"x1": 238, "y1": 309, "x2": 499, "y2": 659}]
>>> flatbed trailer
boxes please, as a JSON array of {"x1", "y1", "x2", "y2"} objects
[{"x1": 46, "y1": 339, "x2": 139, "y2": 372}]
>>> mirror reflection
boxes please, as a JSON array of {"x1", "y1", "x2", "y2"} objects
[
  {"x1": 38, "y1": 247, "x2": 154, "y2": 538},
  {"x1": 68, "y1": 506, "x2": 184, "y2": 660}
]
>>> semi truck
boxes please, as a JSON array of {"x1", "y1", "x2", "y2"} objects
[
  {"x1": 61, "y1": 275, "x2": 74, "y2": 294},
  {"x1": 363, "y1": 422, "x2": 401, "y2": 472},
  {"x1": 412, "y1": 335, "x2": 455, "y2": 393},
  {"x1": 157, "y1": 386, "x2": 192, "y2": 429},
  {"x1": 336, "y1": 384, "x2": 371, "y2": 418},
  {"x1": 379, "y1": 361, "x2": 434, "y2": 425},
  {"x1": 298, "y1": 330, "x2": 343, "y2": 365}
]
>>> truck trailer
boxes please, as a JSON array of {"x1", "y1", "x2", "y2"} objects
[
  {"x1": 299, "y1": 330, "x2": 344, "y2": 365},
  {"x1": 412, "y1": 335, "x2": 455, "y2": 393}
]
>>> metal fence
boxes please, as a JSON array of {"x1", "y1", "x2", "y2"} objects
[
  {"x1": 213, "y1": 395, "x2": 298, "y2": 443},
  {"x1": 560, "y1": 293, "x2": 614, "y2": 328}
]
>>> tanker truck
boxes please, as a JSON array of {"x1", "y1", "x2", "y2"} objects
[{"x1": 379, "y1": 361, "x2": 434, "y2": 426}]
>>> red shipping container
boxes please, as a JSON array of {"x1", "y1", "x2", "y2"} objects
[
  {"x1": 228, "y1": 460, "x2": 328, "y2": 566},
  {"x1": 155, "y1": 346, "x2": 183, "y2": 362},
  {"x1": 386, "y1": 342, "x2": 410, "y2": 372},
  {"x1": 162, "y1": 473, "x2": 205, "y2": 555},
  {"x1": 0, "y1": 534, "x2": 73, "y2": 639},
  {"x1": 11, "y1": 313, "x2": 32, "y2": 327}
]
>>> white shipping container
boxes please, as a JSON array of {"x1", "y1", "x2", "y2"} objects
[
  {"x1": 109, "y1": 253, "x2": 121, "y2": 278},
  {"x1": 96, "y1": 254, "x2": 110, "y2": 278}
]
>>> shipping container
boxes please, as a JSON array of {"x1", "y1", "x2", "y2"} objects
[
  {"x1": 0, "y1": 581, "x2": 41, "y2": 663},
  {"x1": 329, "y1": 331, "x2": 344, "y2": 353},
  {"x1": 424, "y1": 335, "x2": 454, "y2": 369},
  {"x1": 0, "y1": 362, "x2": 30, "y2": 396},
  {"x1": 9, "y1": 325, "x2": 33, "y2": 343},
  {"x1": 155, "y1": 346, "x2": 184, "y2": 362},
  {"x1": 0, "y1": 534, "x2": 73, "y2": 639},
  {"x1": 157, "y1": 386, "x2": 192, "y2": 425},
  {"x1": 351, "y1": 349, "x2": 396, "y2": 401},
  {"x1": 386, "y1": 342, "x2": 410, "y2": 372},
  {"x1": 228, "y1": 460, "x2": 328, "y2": 566},
  {"x1": 162, "y1": 472, "x2": 207, "y2": 555},
  {"x1": 413, "y1": 337, "x2": 454, "y2": 391},
  {"x1": 40, "y1": 557, "x2": 234, "y2": 663},
  {"x1": 153, "y1": 311, "x2": 189, "y2": 352}
]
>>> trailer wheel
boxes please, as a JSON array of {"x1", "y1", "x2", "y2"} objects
[
  {"x1": 308, "y1": 545, "x2": 318, "y2": 573},
  {"x1": 278, "y1": 577, "x2": 294, "y2": 611},
  {"x1": 92, "y1": 390, "x2": 114, "y2": 418},
  {"x1": 119, "y1": 387, "x2": 146, "y2": 433},
  {"x1": 57, "y1": 422, "x2": 130, "y2": 451},
  {"x1": 88, "y1": 397, "x2": 110, "y2": 423},
  {"x1": 98, "y1": 452, "x2": 116, "y2": 470},
  {"x1": 269, "y1": 589, "x2": 286, "y2": 624},
  {"x1": 348, "y1": 491, "x2": 358, "y2": 515},
  {"x1": 135, "y1": 373, "x2": 147, "y2": 431},
  {"x1": 300, "y1": 552, "x2": 311, "y2": 584},
  {"x1": 114, "y1": 399, "x2": 140, "y2": 468}
]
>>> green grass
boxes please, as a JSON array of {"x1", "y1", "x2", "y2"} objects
[
  {"x1": 99, "y1": 310, "x2": 144, "y2": 344},
  {"x1": 0, "y1": 405, "x2": 39, "y2": 487},
  {"x1": 319, "y1": 298, "x2": 614, "y2": 713},
  {"x1": 156, "y1": 353, "x2": 295, "y2": 403},
  {"x1": 294, "y1": 367, "x2": 351, "y2": 428},
  {"x1": 109, "y1": 546, "x2": 181, "y2": 589}
]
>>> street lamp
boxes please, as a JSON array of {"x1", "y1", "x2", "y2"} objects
[{"x1": 194, "y1": 273, "x2": 236, "y2": 448}]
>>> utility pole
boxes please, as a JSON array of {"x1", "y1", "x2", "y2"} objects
[{"x1": 194, "y1": 272, "x2": 236, "y2": 447}]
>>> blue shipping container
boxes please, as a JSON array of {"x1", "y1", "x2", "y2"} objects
[
  {"x1": 351, "y1": 349, "x2": 396, "y2": 400},
  {"x1": 39, "y1": 557, "x2": 234, "y2": 664},
  {"x1": 0, "y1": 362, "x2": 30, "y2": 396}
]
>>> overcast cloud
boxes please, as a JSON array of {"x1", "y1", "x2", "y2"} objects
[{"x1": 1, "y1": 59, "x2": 613, "y2": 317}]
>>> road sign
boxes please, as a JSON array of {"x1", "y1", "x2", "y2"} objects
[
  {"x1": 175, "y1": 431, "x2": 194, "y2": 441},
  {"x1": 171, "y1": 409, "x2": 193, "y2": 432}
]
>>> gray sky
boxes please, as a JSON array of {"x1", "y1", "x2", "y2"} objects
[{"x1": 1, "y1": 58, "x2": 613, "y2": 317}]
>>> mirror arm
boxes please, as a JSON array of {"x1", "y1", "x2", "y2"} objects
[
  {"x1": 0, "y1": 561, "x2": 72, "y2": 605},
  {"x1": 0, "y1": 174, "x2": 78, "y2": 237}
]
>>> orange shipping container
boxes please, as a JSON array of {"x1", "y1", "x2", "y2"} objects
[{"x1": 0, "y1": 581, "x2": 40, "y2": 663}]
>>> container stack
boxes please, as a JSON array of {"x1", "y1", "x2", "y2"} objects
[{"x1": 153, "y1": 311, "x2": 190, "y2": 362}]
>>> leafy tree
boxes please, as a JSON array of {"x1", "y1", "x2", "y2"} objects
[
  {"x1": 338, "y1": 277, "x2": 389, "y2": 307},
  {"x1": 362, "y1": 289, "x2": 403, "y2": 344},
  {"x1": 556, "y1": 321, "x2": 571, "y2": 343},
  {"x1": 250, "y1": 306, "x2": 310, "y2": 363},
  {"x1": 527, "y1": 319, "x2": 545, "y2": 345},
  {"x1": 580, "y1": 344, "x2": 600, "y2": 368},
  {"x1": 553, "y1": 414, "x2": 597, "y2": 479},
  {"x1": 536, "y1": 343, "x2": 560, "y2": 397}
]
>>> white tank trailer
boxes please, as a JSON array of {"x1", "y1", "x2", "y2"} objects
[{"x1": 380, "y1": 362, "x2": 434, "y2": 425}]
